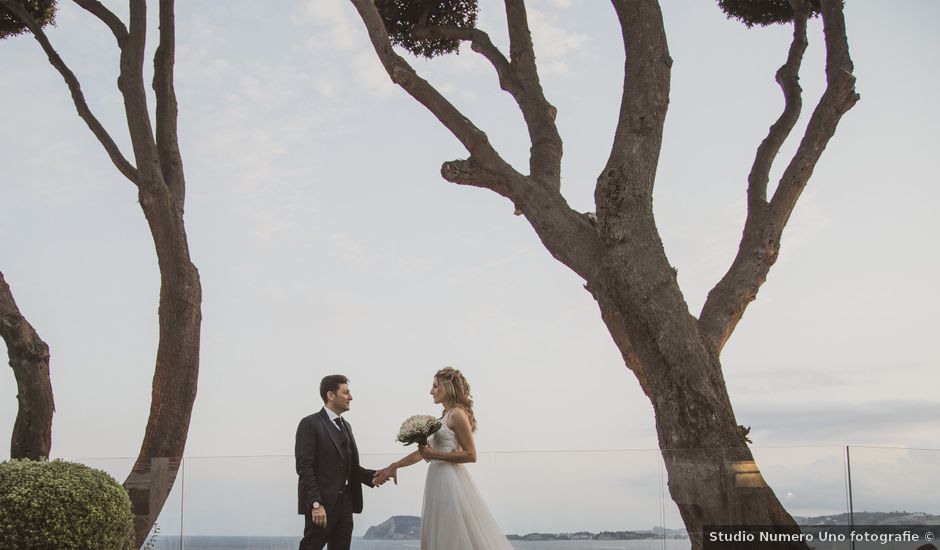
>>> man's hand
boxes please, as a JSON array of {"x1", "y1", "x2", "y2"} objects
[
  {"x1": 311, "y1": 504, "x2": 327, "y2": 528},
  {"x1": 372, "y1": 467, "x2": 397, "y2": 486}
]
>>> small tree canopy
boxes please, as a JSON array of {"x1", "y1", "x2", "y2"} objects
[
  {"x1": 717, "y1": 0, "x2": 821, "y2": 27},
  {"x1": 376, "y1": 0, "x2": 478, "y2": 58},
  {"x1": 0, "y1": 0, "x2": 56, "y2": 40}
]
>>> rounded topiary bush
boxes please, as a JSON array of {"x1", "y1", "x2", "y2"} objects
[{"x1": 0, "y1": 459, "x2": 133, "y2": 550}]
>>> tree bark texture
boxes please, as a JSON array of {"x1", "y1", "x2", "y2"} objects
[
  {"x1": 0, "y1": 0, "x2": 202, "y2": 544},
  {"x1": 349, "y1": 0, "x2": 857, "y2": 547},
  {"x1": 0, "y1": 271, "x2": 54, "y2": 460}
]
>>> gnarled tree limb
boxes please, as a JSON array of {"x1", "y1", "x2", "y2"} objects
[
  {"x1": 349, "y1": 0, "x2": 602, "y2": 283},
  {"x1": 351, "y1": 0, "x2": 518, "y2": 182},
  {"x1": 699, "y1": 0, "x2": 859, "y2": 354}
]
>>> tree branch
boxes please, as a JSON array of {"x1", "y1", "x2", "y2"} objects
[
  {"x1": 153, "y1": 0, "x2": 185, "y2": 205},
  {"x1": 413, "y1": 25, "x2": 523, "y2": 98},
  {"x1": 595, "y1": 0, "x2": 671, "y2": 239},
  {"x1": 414, "y1": 17, "x2": 563, "y2": 192},
  {"x1": 0, "y1": 0, "x2": 139, "y2": 183},
  {"x1": 350, "y1": 0, "x2": 603, "y2": 283},
  {"x1": 72, "y1": 0, "x2": 128, "y2": 45},
  {"x1": 349, "y1": 0, "x2": 522, "y2": 187},
  {"x1": 116, "y1": 0, "x2": 163, "y2": 188},
  {"x1": 770, "y1": 0, "x2": 858, "y2": 216},
  {"x1": 746, "y1": 3, "x2": 808, "y2": 206},
  {"x1": 503, "y1": 0, "x2": 562, "y2": 188},
  {"x1": 441, "y1": 156, "x2": 514, "y2": 198},
  {"x1": 699, "y1": 0, "x2": 859, "y2": 353}
]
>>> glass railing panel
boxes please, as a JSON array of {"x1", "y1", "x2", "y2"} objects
[
  {"x1": 168, "y1": 455, "x2": 300, "y2": 548},
  {"x1": 843, "y1": 446, "x2": 939, "y2": 532},
  {"x1": 748, "y1": 445, "x2": 850, "y2": 521},
  {"x1": 490, "y1": 449, "x2": 671, "y2": 546}
]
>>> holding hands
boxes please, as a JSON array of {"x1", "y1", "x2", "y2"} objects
[{"x1": 372, "y1": 466, "x2": 397, "y2": 486}]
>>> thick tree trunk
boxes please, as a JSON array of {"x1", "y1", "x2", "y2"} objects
[
  {"x1": 0, "y1": 271, "x2": 54, "y2": 460},
  {"x1": 124, "y1": 184, "x2": 202, "y2": 545},
  {"x1": 596, "y1": 263, "x2": 808, "y2": 549}
]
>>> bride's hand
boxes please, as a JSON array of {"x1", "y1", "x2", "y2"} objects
[{"x1": 418, "y1": 446, "x2": 437, "y2": 460}]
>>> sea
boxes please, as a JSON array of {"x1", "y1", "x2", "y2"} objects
[{"x1": 153, "y1": 537, "x2": 690, "y2": 550}]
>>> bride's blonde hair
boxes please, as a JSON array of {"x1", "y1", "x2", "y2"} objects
[{"x1": 435, "y1": 367, "x2": 477, "y2": 432}]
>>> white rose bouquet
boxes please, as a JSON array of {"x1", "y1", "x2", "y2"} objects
[{"x1": 396, "y1": 414, "x2": 442, "y2": 447}]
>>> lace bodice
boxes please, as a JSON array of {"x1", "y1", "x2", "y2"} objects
[{"x1": 429, "y1": 410, "x2": 461, "y2": 454}]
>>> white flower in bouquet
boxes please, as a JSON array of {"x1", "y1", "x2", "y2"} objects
[{"x1": 396, "y1": 414, "x2": 442, "y2": 446}]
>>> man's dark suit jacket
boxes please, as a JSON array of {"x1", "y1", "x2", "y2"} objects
[{"x1": 295, "y1": 408, "x2": 376, "y2": 517}]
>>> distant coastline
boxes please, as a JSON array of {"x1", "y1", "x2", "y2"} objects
[
  {"x1": 363, "y1": 515, "x2": 687, "y2": 541},
  {"x1": 362, "y1": 511, "x2": 940, "y2": 541}
]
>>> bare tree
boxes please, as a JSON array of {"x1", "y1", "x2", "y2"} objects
[
  {"x1": 0, "y1": 271, "x2": 54, "y2": 460},
  {"x1": 1, "y1": 0, "x2": 202, "y2": 544},
  {"x1": 349, "y1": 0, "x2": 858, "y2": 546}
]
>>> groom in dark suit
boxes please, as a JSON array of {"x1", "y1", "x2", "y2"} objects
[{"x1": 295, "y1": 375, "x2": 379, "y2": 550}]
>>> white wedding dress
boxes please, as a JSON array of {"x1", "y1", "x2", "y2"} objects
[{"x1": 420, "y1": 410, "x2": 513, "y2": 550}]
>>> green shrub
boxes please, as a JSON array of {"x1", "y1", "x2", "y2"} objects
[{"x1": 0, "y1": 459, "x2": 133, "y2": 550}]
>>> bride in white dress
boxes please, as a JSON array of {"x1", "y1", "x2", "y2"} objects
[{"x1": 375, "y1": 367, "x2": 512, "y2": 550}]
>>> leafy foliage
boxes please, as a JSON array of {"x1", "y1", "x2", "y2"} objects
[
  {"x1": 0, "y1": 459, "x2": 133, "y2": 550},
  {"x1": 0, "y1": 0, "x2": 57, "y2": 40},
  {"x1": 376, "y1": 0, "x2": 479, "y2": 58},
  {"x1": 717, "y1": 0, "x2": 821, "y2": 27}
]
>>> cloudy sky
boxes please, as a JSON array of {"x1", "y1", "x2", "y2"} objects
[{"x1": 1, "y1": 0, "x2": 937, "y2": 537}]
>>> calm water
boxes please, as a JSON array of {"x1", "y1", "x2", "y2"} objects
[{"x1": 154, "y1": 537, "x2": 690, "y2": 550}]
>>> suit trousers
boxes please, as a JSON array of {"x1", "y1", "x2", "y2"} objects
[{"x1": 299, "y1": 491, "x2": 354, "y2": 550}]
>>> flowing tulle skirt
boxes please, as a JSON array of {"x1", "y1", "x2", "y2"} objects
[{"x1": 420, "y1": 461, "x2": 513, "y2": 550}]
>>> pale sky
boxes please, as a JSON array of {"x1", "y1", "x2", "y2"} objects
[{"x1": 1, "y1": 0, "x2": 938, "y2": 537}]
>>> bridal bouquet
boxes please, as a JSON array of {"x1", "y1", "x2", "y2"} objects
[{"x1": 396, "y1": 415, "x2": 442, "y2": 447}]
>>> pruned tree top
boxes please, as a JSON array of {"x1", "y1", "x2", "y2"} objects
[
  {"x1": 0, "y1": 0, "x2": 55, "y2": 39},
  {"x1": 376, "y1": 0, "x2": 478, "y2": 58},
  {"x1": 718, "y1": 0, "x2": 821, "y2": 28}
]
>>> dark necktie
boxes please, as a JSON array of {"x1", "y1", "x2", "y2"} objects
[
  {"x1": 335, "y1": 418, "x2": 352, "y2": 452},
  {"x1": 334, "y1": 417, "x2": 346, "y2": 439},
  {"x1": 334, "y1": 417, "x2": 353, "y2": 482}
]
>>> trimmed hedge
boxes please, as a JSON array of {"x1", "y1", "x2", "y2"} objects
[{"x1": 0, "y1": 459, "x2": 133, "y2": 550}]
